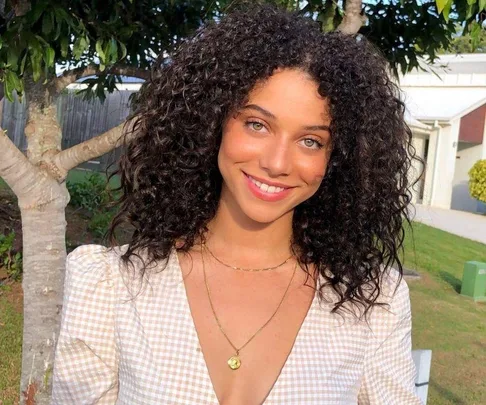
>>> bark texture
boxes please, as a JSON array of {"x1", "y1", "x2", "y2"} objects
[
  {"x1": 337, "y1": 0, "x2": 366, "y2": 35},
  {"x1": 0, "y1": 65, "x2": 142, "y2": 404}
]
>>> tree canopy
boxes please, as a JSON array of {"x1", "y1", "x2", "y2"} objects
[{"x1": 0, "y1": 0, "x2": 485, "y2": 102}]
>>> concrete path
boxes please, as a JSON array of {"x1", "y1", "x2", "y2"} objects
[{"x1": 411, "y1": 204, "x2": 486, "y2": 245}]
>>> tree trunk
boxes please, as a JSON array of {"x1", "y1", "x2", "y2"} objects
[
  {"x1": 19, "y1": 181, "x2": 69, "y2": 405},
  {"x1": 16, "y1": 78, "x2": 67, "y2": 405},
  {"x1": 0, "y1": 70, "x2": 134, "y2": 404}
]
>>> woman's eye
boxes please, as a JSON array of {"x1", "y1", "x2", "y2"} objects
[
  {"x1": 301, "y1": 138, "x2": 323, "y2": 150},
  {"x1": 246, "y1": 121, "x2": 266, "y2": 132}
]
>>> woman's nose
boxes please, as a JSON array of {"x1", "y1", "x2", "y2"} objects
[{"x1": 259, "y1": 138, "x2": 292, "y2": 177}]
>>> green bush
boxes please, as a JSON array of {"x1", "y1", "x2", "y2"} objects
[
  {"x1": 88, "y1": 210, "x2": 116, "y2": 238},
  {"x1": 0, "y1": 231, "x2": 22, "y2": 281},
  {"x1": 67, "y1": 173, "x2": 111, "y2": 213},
  {"x1": 469, "y1": 159, "x2": 486, "y2": 203}
]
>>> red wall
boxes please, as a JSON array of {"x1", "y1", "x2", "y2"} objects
[{"x1": 459, "y1": 103, "x2": 486, "y2": 144}]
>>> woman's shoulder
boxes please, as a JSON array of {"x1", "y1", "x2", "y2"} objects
[
  {"x1": 365, "y1": 266, "x2": 412, "y2": 334},
  {"x1": 67, "y1": 243, "x2": 129, "y2": 262},
  {"x1": 64, "y1": 244, "x2": 130, "y2": 293}
]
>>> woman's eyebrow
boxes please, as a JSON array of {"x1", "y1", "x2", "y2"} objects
[
  {"x1": 242, "y1": 104, "x2": 276, "y2": 119},
  {"x1": 303, "y1": 124, "x2": 331, "y2": 132},
  {"x1": 242, "y1": 104, "x2": 330, "y2": 132}
]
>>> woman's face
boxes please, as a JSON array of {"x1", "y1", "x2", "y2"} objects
[{"x1": 218, "y1": 68, "x2": 332, "y2": 225}]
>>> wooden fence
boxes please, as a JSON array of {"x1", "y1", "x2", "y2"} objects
[{"x1": 1, "y1": 89, "x2": 138, "y2": 172}]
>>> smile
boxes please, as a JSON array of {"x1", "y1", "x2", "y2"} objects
[
  {"x1": 243, "y1": 172, "x2": 293, "y2": 202},
  {"x1": 248, "y1": 176, "x2": 287, "y2": 193}
]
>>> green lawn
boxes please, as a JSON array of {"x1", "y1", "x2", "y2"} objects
[
  {"x1": 403, "y1": 222, "x2": 486, "y2": 405},
  {"x1": 0, "y1": 285, "x2": 22, "y2": 405},
  {"x1": 0, "y1": 221, "x2": 485, "y2": 404}
]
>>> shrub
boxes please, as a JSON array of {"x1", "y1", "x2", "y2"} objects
[
  {"x1": 469, "y1": 159, "x2": 486, "y2": 203},
  {"x1": 88, "y1": 210, "x2": 116, "y2": 239},
  {"x1": 67, "y1": 173, "x2": 110, "y2": 213},
  {"x1": 0, "y1": 231, "x2": 22, "y2": 281}
]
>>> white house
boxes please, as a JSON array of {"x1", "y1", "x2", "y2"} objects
[{"x1": 400, "y1": 53, "x2": 486, "y2": 214}]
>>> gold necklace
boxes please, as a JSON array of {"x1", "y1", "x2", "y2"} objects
[
  {"x1": 201, "y1": 244, "x2": 297, "y2": 370},
  {"x1": 204, "y1": 243, "x2": 293, "y2": 272}
]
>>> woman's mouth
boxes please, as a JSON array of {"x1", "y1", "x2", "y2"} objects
[{"x1": 243, "y1": 172, "x2": 293, "y2": 202}]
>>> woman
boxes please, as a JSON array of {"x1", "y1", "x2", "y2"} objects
[{"x1": 52, "y1": 4, "x2": 422, "y2": 404}]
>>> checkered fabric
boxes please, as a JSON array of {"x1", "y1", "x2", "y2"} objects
[{"x1": 51, "y1": 244, "x2": 422, "y2": 404}]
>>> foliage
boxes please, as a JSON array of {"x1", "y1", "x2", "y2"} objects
[
  {"x1": 67, "y1": 172, "x2": 117, "y2": 239},
  {"x1": 88, "y1": 210, "x2": 116, "y2": 238},
  {"x1": 0, "y1": 231, "x2": 22, "y2": 281},
  {"x1": 67, "y1": 172, "x2": 110, "y2": 213},
  {"x1": 442, "y1": 24, "x2": 486, "y2": 53},
  {"x1": 0, "y1": 0, "x2": 224, "y2": 101},
  {"x1": 1, "y1": 1, "x2": 486, "y2": 101},
  {"x1": 469, "y1": 159, "x2": 486, "y2": 203}
]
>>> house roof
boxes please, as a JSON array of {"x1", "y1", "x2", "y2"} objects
[
  {"x1": 404, "y1": 110, "x2": 432, "y2": 131},
  {"x1": 410, "y1": 53, "x2": 486, "y2": 75},
  {"x1": 401, "y1": 86, "x2": 486, "y2": 122}
]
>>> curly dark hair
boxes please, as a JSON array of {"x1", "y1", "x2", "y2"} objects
[{"x1": 108, "y1": 3, "x2": 417, "y2": 319}]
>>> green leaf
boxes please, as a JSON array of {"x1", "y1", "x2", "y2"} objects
[
  {"x1": 436, "y1": 0, "x2": 450, "y2": 14},
  {"x1": 6, "y1": 71, "x2": 21, "y2": 92},
  {"x1": 480, "y1": 0, "x2": 486, "y2": 11},
  {"x1": 42, "y1": 13, "x2": 53, "y2": 35},
  {"x1": 466, "y1": 0, "x2": 476, "y2": 5},
  {"x1": 3, "y1": 82, "x2": 14, "y2": 103},
  {"x1": 118, "y1": 41, "x2": 127, "y2": 59},
  {"x1": 60, "y1": 37, "x2": 69, "y2": 58},
  {"x1": 442, "y1": 1, "x2": 452, "y2": 22},
  {"x1": 96, "y1": 40, "x2": 105, "y2": 62},
  {"x1": 73, "y1": 36, "x2": 88, "y2": 60},
  {"x1": 20, "y1": 53, "x2": 28, "y2": 75},
  {"x1": 30, "y1": 52, "x2": 42, "y2": 82},
  {"x1": 28, "y1": 3, "x2": 44, "y2": 24},
  {"x1": 7, "y1": 49, "x2": 19, "y2": 69},
  {"x1": 44, "y1": 47, "x2": 55, "y2": 67},
  {"x1": 109, "y1": 39, "x2": 118, "y2": 62}
]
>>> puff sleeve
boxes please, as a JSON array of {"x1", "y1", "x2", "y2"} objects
[
  {"x1": 51, "y1": 245, "x2": 119, "y2": 405},
  {"x1": 357, "y1": 274, "x2": 422, "y2": 404}
]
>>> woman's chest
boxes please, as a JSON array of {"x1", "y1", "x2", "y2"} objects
[{"x1": 113, "y1": 270, "x2": 369, "y2": 404}]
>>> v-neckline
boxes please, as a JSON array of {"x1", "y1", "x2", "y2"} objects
[{"x1": 172, "y1": 248, "x2": 318, "y2": 404}]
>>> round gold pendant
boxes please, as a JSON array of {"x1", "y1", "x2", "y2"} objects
[{"x1": 228, "y1": 355, "x2": 241, "y2": 370}]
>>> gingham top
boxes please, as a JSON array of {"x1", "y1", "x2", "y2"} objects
[{"x1": 51, "y1": 244, "x2": 421, "y2": 405}]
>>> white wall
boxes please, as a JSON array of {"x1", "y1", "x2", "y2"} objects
[
  {"x1": 409, "y1": 133, "x2": 427, "y2": 203},
  {"x1": 430, "y1": 119, "x2": 461, "y2": 208},
  {"x1": 422, "y1": 130, "x2": 439, "y2": 206}
]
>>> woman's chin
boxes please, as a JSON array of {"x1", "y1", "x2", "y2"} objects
[{"x1": 239, "y1": 204, "x2": 293, "y2": 226}]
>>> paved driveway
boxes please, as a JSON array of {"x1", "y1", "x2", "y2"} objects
[{"x1": 411, "y1": 204, "x2": 486, "y2": 245}]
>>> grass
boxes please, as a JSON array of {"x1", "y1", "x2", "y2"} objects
[
  {"x1": 403, "y1": 222, "x2": 486, "y2": 405},
  {"x1": 0, "y1": 221, "x2": 485, "y2": 404},
  {"x1": 0, "y1": 176, "x2": 8, "y2": 190},
  {"x1": 0, "y1": 285, "x2": 23, "y2": 405}
]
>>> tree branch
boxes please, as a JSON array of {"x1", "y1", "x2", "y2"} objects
[
  {"x1": 53, "y1": 64, "x2": 150, "y2": 93},
  {"x1": 0, "y1": 127, "x2": 47, "y2": 198},
  {"x1": 47, "y1": 119, "x2": 136, "y2": 180},
  {"x1": 336, "y1": 0, "x2": 366, "y2": 35}
]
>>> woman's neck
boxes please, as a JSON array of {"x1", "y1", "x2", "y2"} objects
[{"x1": 205, "y1": 194, "x2": 294, "y2": 265}]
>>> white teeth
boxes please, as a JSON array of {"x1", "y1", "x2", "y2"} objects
[{"x1": 248, "y1": 175, "x2": 286, "y2": 193}]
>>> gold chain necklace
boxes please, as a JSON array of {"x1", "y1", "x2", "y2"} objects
[
  {"x1": 204, "y1": 243, "x2": 293, "y2": 272},
  {"x1": 201, "y1": 244, "x2": 297, "y2": 370}
]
